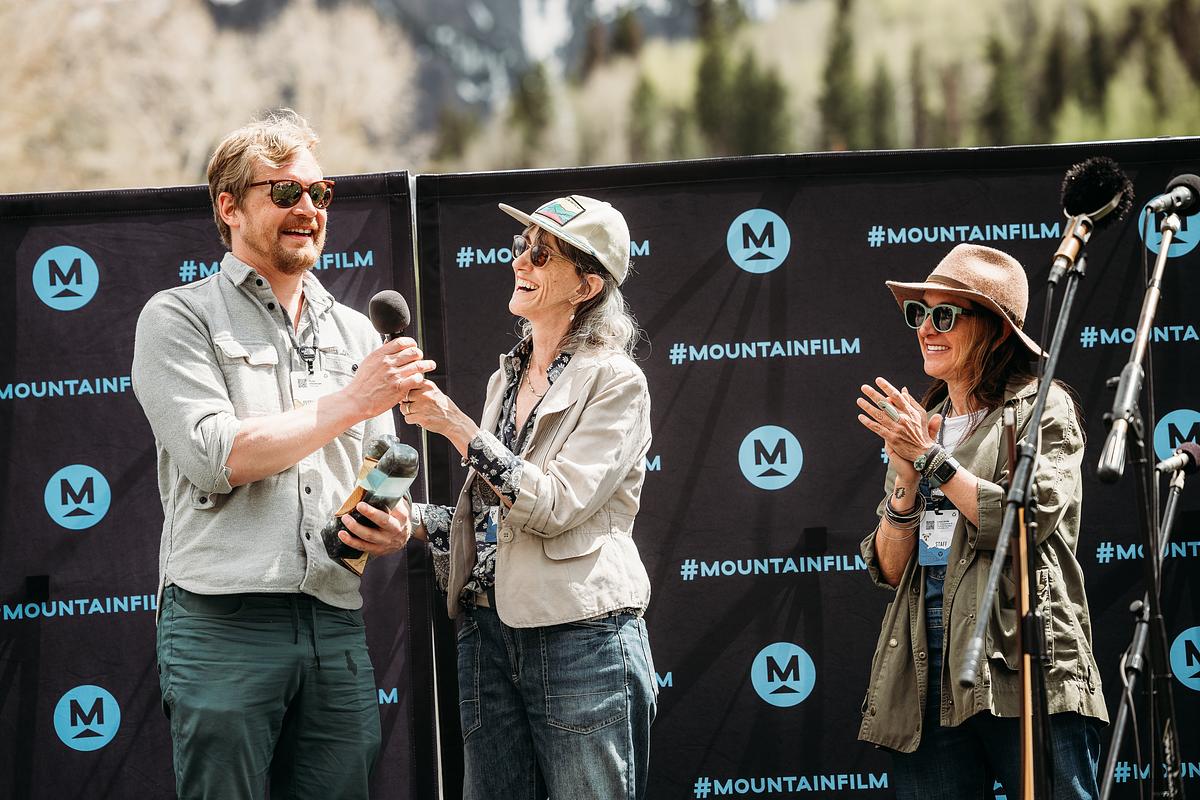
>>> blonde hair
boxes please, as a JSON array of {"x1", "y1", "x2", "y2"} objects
[{"x1": 206, "y1": 109, "x2": 320, "y2": 248}]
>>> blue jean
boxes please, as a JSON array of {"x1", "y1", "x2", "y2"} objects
[
  {"x1": 892, "y1": 607, "x2": 1101, "y2": 800},
  {"x1": 456, "y1": 607, "x2": 657, "y2": 800}
]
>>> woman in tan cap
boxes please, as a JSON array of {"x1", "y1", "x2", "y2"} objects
[
  {"x1": 398, "y1": 195, "x2": 656, "y2": 800},
  {"x1": 855, "y1": 243, "x2": 1107, "y2": 798}
]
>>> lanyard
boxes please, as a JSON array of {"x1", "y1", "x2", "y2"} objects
[
  {"x1": 937, "y1": 398, "x2": 952, "y2": 447},
  {"x1": 278, "y1": 297, "x2": 320, "y2": 375}
]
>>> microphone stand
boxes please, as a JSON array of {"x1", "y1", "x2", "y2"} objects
[
  {"x1": 957, "y1": 253, "x2": 1090, "y2": 799},
  {"x1": 1095, "y1": 210, "x2": 1186, "y2": 799},
  {"x1": 1100, "y1": 466, "x2": 1190, "y2": 800}
]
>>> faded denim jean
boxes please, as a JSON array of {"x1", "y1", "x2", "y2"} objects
[
  {"x1": 892, "y1": 607, "x2": 1101, "y2": 799},
  {"x1": 457, "y1": 607, "x2": 657, "y2": 800}
]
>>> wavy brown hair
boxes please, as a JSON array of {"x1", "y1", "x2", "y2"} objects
[{"x1": 918, "y1": 305, "x2": 1083, "y2": 438}]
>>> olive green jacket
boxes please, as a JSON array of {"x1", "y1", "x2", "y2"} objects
[{"x1": 858, "y1": 379, "x2": 1108, "y2": 753}]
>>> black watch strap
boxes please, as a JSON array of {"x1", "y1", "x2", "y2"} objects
[{"x1": 929, "y1": 454, "x2": 960, "y2": 489}]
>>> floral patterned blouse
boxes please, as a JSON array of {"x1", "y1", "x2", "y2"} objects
[{"x1": 414, "y1": 338, "x2": 572, "y2": 609}]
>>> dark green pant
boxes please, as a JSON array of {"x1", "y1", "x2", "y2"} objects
[{"x1": 157, "y1": 586, "x2": 381, "y2": 799}]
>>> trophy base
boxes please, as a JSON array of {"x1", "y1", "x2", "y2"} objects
[{"x1": 336, "y1": 551, "x2": 370, "y2": 577}]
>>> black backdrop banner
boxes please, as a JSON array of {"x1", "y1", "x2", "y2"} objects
[
  {"x1": 0, "y1": 173, "x2": 438, "y2": 799},
  {"x1": 2, "y1": 140, "x2": 1200, "y2": 799},
  {"x1": 416, "y1": 139, "x2": 1200, "y2": 799}
]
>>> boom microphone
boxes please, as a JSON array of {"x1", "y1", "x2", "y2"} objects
[
  {"x1": 369, "y1": 290, "x2": 411, "y2": 340},
  {"x1": 1047, "y1": 157, "x2": 1134, "y2": 285},
  {"x1": 1155, "y1": 441, "x2": 1200, "y2": 474},
  {"x1": 1146, "y1": 173, "x2": 1200, "y2": 215}
]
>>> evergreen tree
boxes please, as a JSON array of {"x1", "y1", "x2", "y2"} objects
[
  {"x1": 910, "y1": 44, "x2": 931, "y2": 148},
  {"x1": 866, "y1": 59, "x2": 897, "y2": 150},
  {"x1": 1035, "y1": 21, "x2": 1071, "y2": 138},
  {"x1": 730, "y1": 52, "x2": 790, "y2": 154},
  {"x1": 612, "y1": 8, "x2": 644, "y2": 56},
  {"x1": 937, "y1": 63, "x2": 962, "y2": 148},
  {"x1": 510, "y1": 63, "x2": 552, "y2": 161},
  {"x1": 1165, "y1": 0, "x2": 1200, "y2": 84},
  {"x1": 817, "y1": 0, "x2": 864, "y2": 150},
  {"x1": 579, "y1": 19, "x2": 608, "y2": 81},
  {"x1": 695, "y1": 0, "x2": 745, "y2": 41},
  {"x1": 431, "y1": 105, "x2": 478, "y2": 163},
  {"x1": 1079, "y1": 6, "x2": 1112, "y2": 112},
  {"x1": 694, "y1": 35, "x2": 732, "y2": 154},
  {"x1": 978, "y1": 34, "x2": 1027, "y2": 145},
  {"x1": 1141, "y1": 17, "x2": 1166, "y2": 116},
  {"x1": 628, "y1": 73, "x2": 658, "y2": 162},
  {"x1": 695, "y1": 0, "x2": 718, "y2": 40},
  {"x1": 665, "y1": 106, "x2": 695, "y2": 160}
]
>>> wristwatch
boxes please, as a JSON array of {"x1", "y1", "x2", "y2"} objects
[
  {"x1": 913, "y1": 444, "x2": 942, "y2": 474},
  {"x1": 928, "y1": 454, "x2": 961, "y2": 489}
]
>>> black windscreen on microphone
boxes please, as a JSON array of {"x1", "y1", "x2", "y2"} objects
[
  {"x1": 1061, "y1": 157, "x2": 1134, "y2": 228},
  {"x1": 369, "y1": 290, "x2": 411, "y2": 338}
]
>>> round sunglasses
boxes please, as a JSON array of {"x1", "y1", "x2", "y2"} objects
[
  {"x1": 902, "y1": 300, "x2": 975, "y2": 333},
  {"x1": 511, "y1": 234, "x2": 572, "y2": 268},
  {"x1": 248, "y1": 178, "x2": 335, "y2": 209}
]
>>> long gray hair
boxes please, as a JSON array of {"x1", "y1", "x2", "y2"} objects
[{"x1": 519, "y1": 231, "x2": 643, "y2": 356}]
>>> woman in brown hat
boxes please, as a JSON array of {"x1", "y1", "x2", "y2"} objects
[{"x1": 855, "y1": 243, "x2": 1107, "y2": 798}]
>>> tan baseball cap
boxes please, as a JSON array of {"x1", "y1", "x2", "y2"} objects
[{"x1": 499, "y1": 195, "x2": 631, "y2": 284}]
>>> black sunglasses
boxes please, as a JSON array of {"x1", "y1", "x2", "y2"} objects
[
  {"x1": 512, "y1": 234, "x2": 571, "y2": 268},
  {"x1": 902, "y1": 300, "x2": 975, "y2": 333},
  {"x1": 248, "y1": 178, "x2": 335, "y2": 209}
]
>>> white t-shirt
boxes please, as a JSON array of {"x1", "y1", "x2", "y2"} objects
[{"x1": 939, "y1": 410, "x2": 986, "y2": 454}]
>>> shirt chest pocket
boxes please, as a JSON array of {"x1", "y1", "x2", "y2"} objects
[
  {"x1": 214, "y1": 337, "x2": 283, "y2": 415},
  {"x1": 320, "y1": 349, "x2": 365, "y2": 440},
  {"x1": 320, "y1": 350, "x2": 360, "y2": 389}
]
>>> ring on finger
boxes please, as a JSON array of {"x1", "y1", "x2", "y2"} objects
[{"x1": 878, "y1": 399, "x2": 902, "y2": 422}]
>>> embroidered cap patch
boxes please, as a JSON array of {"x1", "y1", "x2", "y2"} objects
[{"x1": 533, "y1": 196, "x2": 586, "y2": 226}]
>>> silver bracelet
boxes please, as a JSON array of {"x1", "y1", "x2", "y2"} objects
[{"x1": 884, "y1": 492, "x2": 926, "y2": 530}]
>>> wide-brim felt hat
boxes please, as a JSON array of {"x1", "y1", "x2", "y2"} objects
[
  {"x1": 499, "y1": 194, "x2": 630, "y2": 284},
  {"x1": 885, "y1": 243, "x2": 1044, "y2": 358}
]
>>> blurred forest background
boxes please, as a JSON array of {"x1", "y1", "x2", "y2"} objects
[{"x1": 2, "y1": 0, "x2": 1198, "y2": 194}]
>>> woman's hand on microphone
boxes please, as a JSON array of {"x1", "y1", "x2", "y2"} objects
[{"x1": 401, "y1": 379, "x2": 479, "y2": 457}]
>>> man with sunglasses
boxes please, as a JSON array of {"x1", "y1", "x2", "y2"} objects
[
  {"x1": 131, "y1": 110, "x2": 433, "y2": 799},
  {"x1": 854, "y1": 244, "x2": 1106, "y2": 799}
]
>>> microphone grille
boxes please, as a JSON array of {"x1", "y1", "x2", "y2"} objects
[
  {"x1": 369, "y1": 290, "x2": 411, "y2": 336},
  {"x1": 1060, "y1": 157, "x2": 1134, "y2": 229}
]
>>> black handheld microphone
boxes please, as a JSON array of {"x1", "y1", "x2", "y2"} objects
[
  {"x1": 1155, "y1": 441, "x2": 1200, "y2": 474},
  {"x1": 1146, "y1": 174, "x2": 1200, "y2": 215},
  {"x1": 322, "y1": 433, "x2": 420, "y2": 576},
  {"x1": 1047, "y1": 157, "x2": 1134, "y2": 285},
  {"x1": 369, "y1": 290, "x2": 411, "y2": 340}
]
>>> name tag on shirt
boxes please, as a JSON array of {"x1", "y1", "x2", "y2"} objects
[
  {"x1": 483, "y1": 507, "x2": 499, "y2": 543},
  {"x1": 918, "y1": 491, "x2": 957, "y2": 566},
  {"x1": 291, "y1": 370, "x2": 333, "y2": 407}
]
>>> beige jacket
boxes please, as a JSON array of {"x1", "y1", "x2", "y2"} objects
[{"x1": 446, "y1": 347, "x2": 653, "y2": 627}]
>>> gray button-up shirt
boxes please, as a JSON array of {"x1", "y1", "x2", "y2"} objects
[{"x1": 132, "y1": 253, "x2": 394, "y2": 609}]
